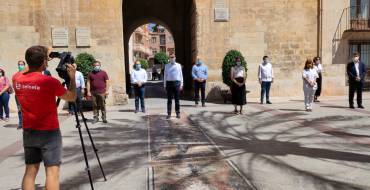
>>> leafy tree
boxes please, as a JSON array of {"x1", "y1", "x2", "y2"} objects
[
  {"x1": 154, "y1": 52, "x2": 168, "y2": 66},
  {"x1": 222, "y1": 50, "x2": 248, "y2": 87},
  {"x1": 75, "y1": 53, "x2": 95, "y2": 80},
  {"x1": 138, "y1": 58, "x2": 149, "y2": 70}
]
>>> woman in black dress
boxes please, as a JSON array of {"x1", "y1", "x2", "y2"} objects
[{"x1": 230, "y1": 57, "x2": 246, "y2": 114}]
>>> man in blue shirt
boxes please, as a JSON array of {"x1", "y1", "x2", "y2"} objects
[{"x1": 192, "y1": 59, "x2": 208, "y2": 107}]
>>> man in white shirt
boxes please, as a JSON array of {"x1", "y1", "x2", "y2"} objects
[
  {"x1": 131, "y1": 60, "x2": 148, "y2": 113},
  {"x1": 258, "y1": 56, "x2": 274, "y2": 104},
  {"x1": 68, "y1": 63, "x2": 85, "y2": 114},
  {"x1": 164, "y1": 54, "x2": 183, "y2": 119}
]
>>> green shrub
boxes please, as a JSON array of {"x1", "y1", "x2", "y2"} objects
[
  {"x1": 222, "y1": 50, "x2": 248, "y2": 87},
  {"x1": 138, "y1": 58, "x2": 149, "y2": 70},
  {"x1": 154, "y1": 52, "x2": 168, "y2": 66},
  {"x1": 75, "y1": 53, "x2": 95, "y2": 80}
]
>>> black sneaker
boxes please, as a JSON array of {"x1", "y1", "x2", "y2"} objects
[
  {"x1": 349, "y1": 105, "x2": 355, "y2": 109},
  {"x1": 358, "y1": 105, "x2": 365, "y2": 109},
  {"x1": 266, "y1": 101, "x2": 272, "y2": 104},
  {"x1": 176, "y1": 114, "x2": 181, "y2": 119}
]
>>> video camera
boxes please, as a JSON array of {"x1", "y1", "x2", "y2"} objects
[{"x1": 49, "y1": 51, "x2": 75, "y2": 82}]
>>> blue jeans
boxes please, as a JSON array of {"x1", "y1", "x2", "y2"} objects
[
  {"x1": 166, "y1": 81, "x2": 181, "y2": 115},
  {"x1": 261, "y1": 81, "x2": 272, "y2": 103},
  {"x1": 134, "y1": 85, "x2": 145, "y2": 111},
  {"x1": 15, "y1": 96, "x2": 22, "y2": 127},
  {"x1": 0, "y1": 92, "x2": 10, "y2": 119}
]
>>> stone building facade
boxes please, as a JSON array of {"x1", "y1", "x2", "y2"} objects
[{"x1": 0, "y1": 0, "x2": 368, "y2": 110}]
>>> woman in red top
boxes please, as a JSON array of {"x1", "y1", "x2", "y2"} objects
[{"x1": 0, "y1": 68, "x2": 11, "y2": 121}]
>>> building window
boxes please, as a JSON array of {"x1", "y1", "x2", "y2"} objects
[
  {"x1": 152, "y1": 50, "x2": 157, "y2": 55},
  {"x1": 160, "y1": 46, "x2": 166, "y2": 52},
  {"x1": 350, "y1": 42, "x2": 370, "y2": 69},
  {"x1": 160, "y1": 35, "x2": 166, "y2": 46},
  {"x1": 151, "y1": 37, "x2": 157, "y2": 44},
  {"x1": 351, "y1": 0, "x2": 369, "y2": 19}
]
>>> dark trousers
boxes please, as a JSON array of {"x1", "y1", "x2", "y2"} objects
[
  {"x1": 15, "y1": 96, "x2": 22, "y2": 127},
  {"x1": 134, "y1": 85, "x2": 145, "y2": 111},
  {"x1": 260, "y1": 81, "x2": 272, "y2": 103},
  {"x1": 68, "y1": 87, "x2": 82, "y2": 113},
  {"x1": 92, "y1": 93, "x2": 106, "y2": 120},
  {"x1": 349, "y1": 81, "x2": 363, "y2": 107},
  {"x1": 194, "y1": 81, "x2": 206, "y2": 104},
  {"x1": 166, "y1": 81, "x2": 181, "y2": 115},
  {"x1": 315, "y1": 73, "x2": 322, "y2": 97},
  {"x1": 0, "y1": 92, "x2": 10, "y2": 119}
]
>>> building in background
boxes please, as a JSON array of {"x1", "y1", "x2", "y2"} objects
[
  {"x1": 128, "y1": 24, "x2": 151, "y2": 72},
  {"x1": 149, "y1": 25, "x2": 175, "y2": 61}
]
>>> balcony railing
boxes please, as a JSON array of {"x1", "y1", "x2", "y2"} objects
[
  {"x1": 332, "y1": 6, "x2": 370, "y2": 56},
  {"x1": 333, "y1": 6, "x2": 370, "y2": 42}
]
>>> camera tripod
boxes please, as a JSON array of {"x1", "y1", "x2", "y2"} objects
[{"x1": 57, "y1": 91, "x2": 107, "y2": 190}]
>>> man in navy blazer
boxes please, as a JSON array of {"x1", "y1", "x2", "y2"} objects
[{"x1": 347, "y1": 52, "x2": 367, "y2": 109}]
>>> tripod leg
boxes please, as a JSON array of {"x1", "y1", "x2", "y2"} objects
[
  {"x1": 79, "y1": 108, "x2": 107, "y2": 181},
  {"x1": 73, "y1": 104, "x2": 95, "y2": 189}
]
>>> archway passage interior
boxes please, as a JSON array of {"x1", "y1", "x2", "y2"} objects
[{"x1": 123, "y1": 0, "x2": 197, "y2": 94}]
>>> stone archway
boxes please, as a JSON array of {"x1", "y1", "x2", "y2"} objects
[{"x1": 122, "y1": 0, "x2": 197, "y2": 94}]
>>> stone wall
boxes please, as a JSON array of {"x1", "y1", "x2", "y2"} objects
[
  {"x1": 0, "y1": 0, "x2": 127, "y2": 111},
  {"x1": 197, "y1": 0, "x2": 347, "y2": 100}
]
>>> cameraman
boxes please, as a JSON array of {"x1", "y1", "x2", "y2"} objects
[{"x1": 12, "y1": 46, "x2": 77, "y2": 190}]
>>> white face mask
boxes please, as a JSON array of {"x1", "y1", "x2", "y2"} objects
[
  {"x1": 353, "y1": 57, "x2": 359, "y2": 63},
  {"x1": 236, "y1": 62, "x2": 241, "y2": 66},
  {"x1": 94, "y1": 66, "x2": 101, "y2": 71}
]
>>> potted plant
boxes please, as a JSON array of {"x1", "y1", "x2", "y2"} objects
[
  {"x1": 221, "y1": 50, "x2": 248, "y2": 103},
  {"x1": 75, "y1": 52, "x2": 95, "y2": 111}
]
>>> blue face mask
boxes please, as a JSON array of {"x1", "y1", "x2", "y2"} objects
[
  {"x1": 197, "y1": 61, "x2": 202, "y2": 65},
  {"x1": 135, "y1": 64, "x2": 141, "y2": 70}
]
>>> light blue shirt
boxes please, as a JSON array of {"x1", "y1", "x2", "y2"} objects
[
  {"x1": 75, "y1": 71, "x2": 85, "y2": 88},
  {"x1": 131, "y1": 68, "x2": 148, "y2": 84},
  {"x1": 164, "y1": 62, "x2": 183, "y2": 87},
  {"x1": 192, "y1": 64, "x2": 208, "y2": 80}
]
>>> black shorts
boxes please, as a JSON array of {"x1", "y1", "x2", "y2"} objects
[{"x1": 23, "y1": 129, "x2": 62, "y2": 167}]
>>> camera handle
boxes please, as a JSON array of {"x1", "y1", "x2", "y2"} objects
[{"x1": 56, "y1": 82, "x2": 107, "y2": 190}]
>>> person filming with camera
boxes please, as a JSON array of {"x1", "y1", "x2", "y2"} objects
[{"x1": 12, "y1": 45, "x2": 77, "y2": 190}]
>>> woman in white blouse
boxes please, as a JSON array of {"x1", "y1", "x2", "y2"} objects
[
  {"x1": 302, "y1": 59, "x2": 318, "y2": 112},
  {"x1": 230, "y1": 57, "x2": 247, "y2": 114}
]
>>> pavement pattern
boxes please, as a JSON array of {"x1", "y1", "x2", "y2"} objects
[{"x1": 0, "y1": 93, "x2": 370, "y2": 190}]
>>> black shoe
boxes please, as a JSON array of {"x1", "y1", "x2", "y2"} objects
[
  {"x1": 135, "y1": 110, "x2": 139, "y2": 113},
  {"x1": 266, "y1": 101, "x2": 272, "y2": 104},
  {"x1": 358, "y1": 105, "x2": 365, "y2": 109},
  {"x1": 166, "y1": 115, "x2": 171, "y2": 119},
  {"x1": 176, "y1": 114, "x2": 181, "y2": 119},
  {"x1": 260, "y1": 102, "x2": 263, "y2": 104},
  {"x1": 349, "y1": 105, "x2": 355, "y2": 109},
  {"x1": 103, "y1": 119, "x2": 108, "y2": 123},
  {"x1": 142, "y1": 110, "x2": 146, "y2": 113},
  {"x1": 202, "y1": 104, "x2": 206, "y2": 107}
]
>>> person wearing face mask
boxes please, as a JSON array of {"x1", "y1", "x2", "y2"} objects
[
  {"x1": 68, "y1": 63, "x2": 85, "y2": 115},
  {"x1": 0, "y1": 67, "x2": 11, "y2": 122},
  {"x1": 347, "y1": 52, "x2": 366, "y2": 109},
  {"x1": 230, "y1": 57, "x2": 247, "y2": 114},
  {"x1": 192, "y1": 58, "x2": 208, "y2": 107},
  {"x1": 302, "y1": 59, "x2": 318, "y2": 112},
  {"x1": 15, "y1": 60, "x2": 26, "y2": 129},
  {"x1": 313, "y1": 57, "x2": 323, "y2": 102},
  {"x1": 258, "y1": 56, "x2": 274, "y2": 104},
  {"x1": 131, "y1": 60, "x2": 148, "y2": 113},
  {"x1": 87, "y1": 61, "x2": 110, "y2": 123},
  {"x1": 164, "y1": 54, "x2": 184, "y2": 119}
]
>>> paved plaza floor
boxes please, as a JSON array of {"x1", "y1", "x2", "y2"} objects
[{"x1": 1, "y1": 94, "x2": 370, "y2": 190}]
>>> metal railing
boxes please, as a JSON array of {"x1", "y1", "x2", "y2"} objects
[
  {"x1": 333, "y1": 6, "x2": 369, "y2": 41},
  {"x1": 332, "y1": 6, "x2": 370, "y2": 56}
]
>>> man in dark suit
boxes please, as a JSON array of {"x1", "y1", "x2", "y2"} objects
[{"x1": 347, "y1": 52, "x2": 367, "y2": 109}]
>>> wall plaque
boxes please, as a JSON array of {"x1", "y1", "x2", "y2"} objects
[
  {"x1": 52, "y1": 27, "x2": 69, "y2": 47},
  {"x1": 214, "y1": 8, "x2": 229, "y2": 22},
  {"x1": 76, "y1": 27, "x2": 91, "y2": 47}
]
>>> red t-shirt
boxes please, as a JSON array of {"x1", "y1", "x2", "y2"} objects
[
  {"x1": 12, "y1": 72, "x2": 67, "y2": 131},
  {"x1": 88, "y1": 70, "x2": 109, "y2": 94}
]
